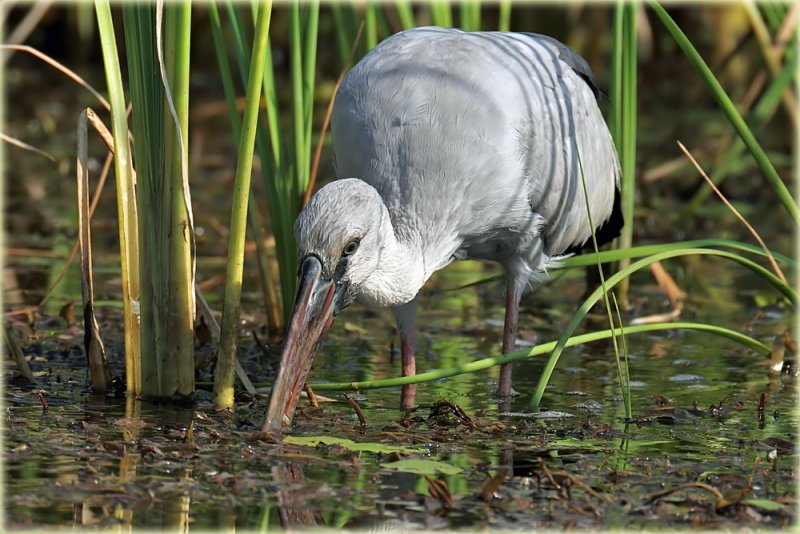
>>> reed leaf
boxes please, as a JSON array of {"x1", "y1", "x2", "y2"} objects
[
  {"x1": 331, "y1": 3, "x2": 361, "y2": 62},
  {"x1": 214, "y1": 1, "x2": 273, "y2": 410},
  {"x1": 459, "y1": 2, "x2": 481, "y2": 31},
  {"x1": 498, "y1": 1, "x2": 511, "y2": 31},
  {"x1": 161, "y1": 1, "x2": 195, "y2": 396},
  {"x1": 208, "y1": 2, "x2": 282, "y2": 333},
  {"x1": 94, "y1": 0, "x2": 142, "y2": 394},
  {"x1": 557, "y1": 239, "x2": 795, "y2": 268},
  {"x1": 610, "y1": 1, "x2": 637, "y2": 306},
  {"x1": 684, "y1": 33, "x2": 796, "y2": 214},
  {"x1": 223, "y1": 1, "x2": 294, "y2": 325},
  {"x1": 228, "y1": 1, "x2": 318, "y2": 324},
  {"x1": 431, "y1": 1, "x2": 453, "y2": 28},
  {"x1": 576, "y1": 141, "x2": 629, "y2": 419},
  {"x1": 447, "y1": 239, "x2": 795, "y2": 293},
  {"x1": 121, "y1": 2, "x2": 195, "y2": 398},
  {"x1": 365, "y1": 2, "x2": 378, "y2": 50},
  {"x1": 396, "y1": 2, "x2": 415, "y2": 30}
]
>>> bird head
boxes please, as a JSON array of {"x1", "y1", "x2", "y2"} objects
[{"x1": 263, "y1": 179, "x2": 387, "y2": 432}]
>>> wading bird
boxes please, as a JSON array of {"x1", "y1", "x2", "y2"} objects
[{"x1": 264, "y1": 26, "x2": 622, "y2": 431}]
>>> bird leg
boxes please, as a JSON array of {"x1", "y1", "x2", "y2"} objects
[
  {"x1": 392, "y1": 299, "x2": 419, "y2": 411},
  {"x1": 399, "y1": 326, "x2": 416, "y2": 411},
  {"x1": 496, "y1": 279, "x2": 522, "y2": 397}
]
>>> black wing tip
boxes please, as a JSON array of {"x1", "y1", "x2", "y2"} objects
[{"x1": 564, "y1": 187, "x2": 624, "y2": 255}]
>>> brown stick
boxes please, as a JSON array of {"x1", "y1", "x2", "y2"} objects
[
  {"x1": 303, "y1": 383, "x2": 319, "y2": 408},
  {"x1": 0, "y1": 45, "x2": 110, "y2": 110},
  {"x1": 0, "y1": 133, "x2": 56, "y2": 162},
  {"x1": 344, "y1": 394, "x2": 367, "y2": 426},
  {"x1": 645, "y1": 481, "x2": 725, "y2": 503},
  {"x1": 677, "y1": 141, "x2": 788, "y2": 285},
  {"x1": 77, "y1": 109, "x2": 110, "y2": 393},
  {"x1": 3, "y1": 321, "x2": 35, "y2": 381},
  {"x1": 36, "y1": 391, "x2": 49, "y2": 413}
]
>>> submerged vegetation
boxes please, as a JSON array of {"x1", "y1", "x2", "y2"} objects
[{"x1": 3, "y1": 1, "x2": 796, "y2": 530}]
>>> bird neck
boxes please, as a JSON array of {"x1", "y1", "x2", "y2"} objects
[{"x1": 356, "y1": 219, "x2": 428, "y2": 309}]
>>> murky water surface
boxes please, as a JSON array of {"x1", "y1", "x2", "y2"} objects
[{"x1": 5, "y1": 261, "x2": 797, "y2": 530}]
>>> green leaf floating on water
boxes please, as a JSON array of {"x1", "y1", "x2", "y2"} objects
[
  {"x1": 380, "y1": 459, "x2": 463, "y2": 475},
  {"x1": 741, "y1": 499, "x2": 784, "y2": 511},
  {"x1": 283, "y1": 436, "x2": 426, "y2": 454}
]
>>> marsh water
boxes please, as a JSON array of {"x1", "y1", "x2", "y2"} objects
[
  {"x1": 4, "y1": 4, "x2": 797, "y2": 531},
  {"x1": 5, "y1": 252, "x2": 797, "y2": 529}
]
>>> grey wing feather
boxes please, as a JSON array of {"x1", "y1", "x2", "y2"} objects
[
  {"x1": 332, "y1": 27, "x2": 620, "y2": 277},
  {"x1": 524, "y1": 33, "x2": 603, "y2": 98}
]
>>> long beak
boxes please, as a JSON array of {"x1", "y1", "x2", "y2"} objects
[{"x1": 263, "y1": 255, "x2": 336, "y2": 432}]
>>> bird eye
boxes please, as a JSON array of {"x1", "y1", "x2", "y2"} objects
[{"x1": 342, "y1": 239, "x2": 360, "y2": 256}]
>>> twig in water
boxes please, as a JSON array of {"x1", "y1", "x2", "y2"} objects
[
  {"x1": 747, "y1": 456, "x2": 761, "y2": 487},
  {"x1": 426, "y1": 476, "x2": 452, "y2": 510},
  {"x1": 554, "y1": 471, "x2": 613, "y2": 503},
  {"x1": 36, "y1": 391, "x2": 48, "y2": 413},
  {"x1": 645, "y1": 481, "x2": 724, "y2": 503},
  {"x1": 481, "y1": 472, "x2": 506, "y2": 504},
  {"x1": 539, "y1": 458, "x2": 561, "y2": 489},
  {"x1": 38, "y1": 138, "x2": 113, "y2": 310},
  {"x1": 78, "y1": 108, "x2": 110, "y2": 393},
  {"x1": 4, "y1": 321, "x2": 34, "y2": 382},
  {"x1": 630, "y1": 261, "x2": 686, "y2": 325},
  {"x1": 344, "y1": 394, "x2": 367, "y2": 426},
  {"x1": 304, "y1": 383, "x2": 319, "y2": 408}
]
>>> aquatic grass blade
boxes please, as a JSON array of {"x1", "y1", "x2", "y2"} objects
[
  {"x1": 364, "y1": 2, "x2": 378, "y2": 50},
  {"x1": 459, "y1": 2, "x2": 481, "y2": 32},
  {"x1": 214, "y1": 1, "x2": 273, "y2": 410},
  {"x1": 304, "y1": 321, "x2": 770, "y2": 392},
  {"x1": 611, "y1": 293, "x2": 631, "y2": 418},
  {"x1": 684, "y1": 36, "x2": 797, "y2": 214},
  {"x1": 208, "y1": 2, "x2": 282, "y2": 333},
  {"x1": 742, "y1": 2, "x2": 797, "y2": 123},
  {"x1": 610, "y1": 1, "x2": 637, "y2": 306},
  {"x1": 301, "y1": 1, "x2": 320, "y2": 196},
  {"x1": 431, "y1": 1, "x2": 453, "y2": 28},
  {"x1": 575, "y1": 140, "x2": 629, "y2": 419},
  {"x1": 226, "y1": 1, "x2": 315, "y2": 325},
  {"x1": 556, "y1": 239, "x2": 796, "y2": 269},
  {"x1": 447, "y1": 239, "x2": 795, "y2": 292},
  {"x1": 221, "y1": 1, "x2": 294, "y2": 326},
  {"x1": 498, "y1": 1, "x2": 511, "y2": 31},
  {"x1": 395, "y1": 2, "x2": 415, "y2": 30},
  {"x1": 305, "y1": 21, "x2": 365, "y2": 205}
]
